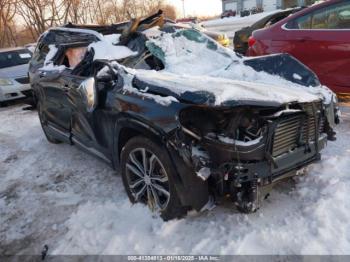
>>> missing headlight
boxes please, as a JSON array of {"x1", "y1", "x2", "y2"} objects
[{"x1": 179, "y1": 107, "x2": 266, "y2": 145}]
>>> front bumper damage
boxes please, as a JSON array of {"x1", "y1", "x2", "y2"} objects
[{"x1": 167, "y1": 102, "x2": 335, "y2": 213}]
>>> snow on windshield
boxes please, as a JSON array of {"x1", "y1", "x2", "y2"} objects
[
  {"x1": 146, "y1": 29, "x2": 236, "y2": 75},
  {"x1": 139, "y1": 29, "x2": 334, "y2": 105}
]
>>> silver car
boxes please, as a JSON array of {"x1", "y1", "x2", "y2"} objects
[{"x1": 0, "y1": 47, "x2": 32, "y2": 104}]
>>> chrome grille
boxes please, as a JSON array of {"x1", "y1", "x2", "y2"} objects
[{"x1": 272, "y1": 115, "x2": 302, "y2": 157}]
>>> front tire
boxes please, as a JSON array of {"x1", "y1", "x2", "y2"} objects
[{"x1": 120, "y1": 136, "x2": 187, "y2": 220}]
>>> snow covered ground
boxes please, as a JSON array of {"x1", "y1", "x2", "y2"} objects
[
  {"x1": 1, "y1": 102, "x2": 350, "y2": 255},
  {"x1": 201, "y1": 11, "x2": 279, "y2": 38}
]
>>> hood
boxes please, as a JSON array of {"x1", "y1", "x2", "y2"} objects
[
  {"x1": 0, "y1": 64, "x2": 29, "y2": 78},
  {"x1": 133, "y1": 70, "x2": 320, "y2": 107}
]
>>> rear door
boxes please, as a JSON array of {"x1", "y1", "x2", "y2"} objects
[
  {"x1": 30, "y1": 37, "x2": 72, "y2": 133},
  {"x1": 37, "y1": 67, "x2": 72, "y2": 132},
  {"x1": 282, "y1": 1, "x2": 350, "y2": 93}
]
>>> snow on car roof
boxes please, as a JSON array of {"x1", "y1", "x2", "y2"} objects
[
  {"x1": 41, "y1": 31, "x2": 137, "y2": 71},
  {"x1": 42, "y1": 26, "x2": 334, "y2": 106}
]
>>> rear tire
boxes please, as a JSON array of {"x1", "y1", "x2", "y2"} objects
[
  {"x1": 37, "y1": 102, "x2": 62, "y2": 144},
  {"x1": 120, "y1": 136, "x2": 187, "y2": 220}
]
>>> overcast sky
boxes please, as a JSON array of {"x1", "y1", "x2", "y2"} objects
[{"x1": 168, "y1": 0, "x2": 222, "y2": 17}]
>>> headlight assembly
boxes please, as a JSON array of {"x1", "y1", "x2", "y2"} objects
[{"x1": 0, "y1": 78, "x2": 14, "y2": 86}]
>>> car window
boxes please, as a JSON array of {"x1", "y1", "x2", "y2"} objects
[
  {"x1": 65, "y1": 47, "x2": 87, "y2": 68},
  {"x1": 0, "y1": 49, "x2": 32, "y2": 69},
  {"x1": 329, "y1": 3, "x2": 350, "y2": 29},
  {"x1": 286, "y1": 1, "x2": 350, "y2": 29},
  {"x1": 294, "y1": 13, "x2": 312, "y2": 29}
]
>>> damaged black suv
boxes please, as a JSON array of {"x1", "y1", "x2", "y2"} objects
[{"x1": 29, "y1": 11, "x2": 339, "y2": 220}]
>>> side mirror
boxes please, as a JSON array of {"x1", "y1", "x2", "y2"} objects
[{"x1": 78, "y1": 77, "x2": 97, "y2": 112}]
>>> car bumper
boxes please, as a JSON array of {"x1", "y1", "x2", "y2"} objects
[
  {"x1": 0, "y1": 83, "x2": 31, "y2": 102},
  {"x1": 231, "y1": 133, "x2": 327, "y2": 184}
]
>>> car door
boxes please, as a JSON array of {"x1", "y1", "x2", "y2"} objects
[
  {"x1": 35, "y1": 67, "x2": 72, "y2": 133},
  {"x1": 282, "y1": 1, "x2": 350, "y2": 93},
  {"x1": 29, "y1": 32, "x2": 72, "y2": 134},
  {"x1": 65, "y1": 53, "x2": 112, "y2": 162}
]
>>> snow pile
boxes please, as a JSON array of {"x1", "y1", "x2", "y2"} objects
[
  {"x1": 52, "y1": 107, "x2": 350, "y2": 255},
  {"x1": 136, "y1": 70, "x2": 319, "y2": 106},
  {"x1": 121, "y1": 69, "x2": 179, "y2": 106},
  {"x1": 201, "y1": 10, "x2": 280, "y2": 28},
  {"x1": 1, "y1": 103, "x2": 350, "y2": 255}
]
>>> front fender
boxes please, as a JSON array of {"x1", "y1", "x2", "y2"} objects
[{"x1": 112, "y1": 115, "x2": 209, "y2": 211}]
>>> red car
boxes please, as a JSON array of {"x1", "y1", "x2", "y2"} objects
[{"x1": 248, "y1": 0, "x2": 350, "y2": 94}]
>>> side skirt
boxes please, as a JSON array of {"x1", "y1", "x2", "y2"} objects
[
  {"x1": 71, "y1": 137, "x2": 112, "y2": 165},
  {"x1": 46, "y1": 123, "x2": 71, "y2": 143}
]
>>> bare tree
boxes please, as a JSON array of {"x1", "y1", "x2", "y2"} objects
[
  {"x1": 0, "y1": 0, "x2": 18, "y2": 47},
  {"x1": 16, "y1": 0, "x2": 69, "y2": 38},
  {"x1": 1, "y1": 0, "x2": 177, "y2": 48}
]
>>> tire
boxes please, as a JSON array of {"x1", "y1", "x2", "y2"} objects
[
  {"x1": 120, "y1": 136, "x2": 187, "y2": 220},
  {"x1": 37, "y1": 102, "x2": 62, "y2": 144}
]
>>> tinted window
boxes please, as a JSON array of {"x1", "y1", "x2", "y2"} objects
[
  {"x1": 0, "y1": 49, "x2": 32, "y2": 69},
  {"x1": 286, "y1": 2, "x2": 350, "y2": 29}
]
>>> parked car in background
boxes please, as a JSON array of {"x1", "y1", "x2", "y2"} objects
[
  {"x1": 240, "y1": 9, "x2": 251, "y2": 17},
  {"x1": 29, "y1": 11, "x2": 338, "y2": 220},
  {"x1": 250, "y1": 7, "x2": 264, "y2": 15},
  {"x1": 190, "y1": 23, "x2": 230, "y2": 47},
  {"x1": 0, "y1": 47, "x2": 32, "y2": 106},
  {"x1": 221, "y1": 10, "x2": 236, "y2": 19},
  {"x1": 234, "y1": 7, "x2": 303, "y2": 54},
  {"x1": 248, "y1": 0, "x2": 350, "y2": 95}
]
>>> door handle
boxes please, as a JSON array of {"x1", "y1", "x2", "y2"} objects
[{"x1": 296, "y1": 37, "x2": 312, "y2": 42}]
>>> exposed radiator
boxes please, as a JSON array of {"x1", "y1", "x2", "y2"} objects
[
  {"x1": 272, "y1": 103, "x2": 324, "y2": 158},
  {"x1": 272, "y1": 115, "x2": 302, "y2": 157}
]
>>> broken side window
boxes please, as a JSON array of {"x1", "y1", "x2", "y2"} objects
[{"x1": 60, "y1": 46, "x2": 87, "y2": 69}]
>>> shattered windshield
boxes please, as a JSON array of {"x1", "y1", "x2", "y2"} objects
[{"x1": 145, "y1": 29, "x2": 237, "y2": 75}]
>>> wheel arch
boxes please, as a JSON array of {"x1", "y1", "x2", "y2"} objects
[
  {"x1": 112, "y1": 115, "x2": 210, "y2": 211},
  {"x1": 113, "y1": 116, "x2": 168, "y2": 169}
]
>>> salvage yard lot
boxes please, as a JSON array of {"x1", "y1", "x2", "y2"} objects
[{"x1": 1, "y1": 102, "x2": 350, "y2": 255}]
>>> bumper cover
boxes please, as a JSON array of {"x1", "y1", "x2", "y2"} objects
[
  {"x1": 0, "y1": 83, "x2": 31, "y2": 102},
  {"x1": 232, "y1": 134, "x2": 327, "y2": 184}
]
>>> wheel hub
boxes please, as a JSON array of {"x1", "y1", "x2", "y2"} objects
[
  {"x1": 144, "y1": 175, "x2": 151, "y2": 185},
  {"x1": 125, "y1": 148, "x2": 170, "y2": 211}
]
